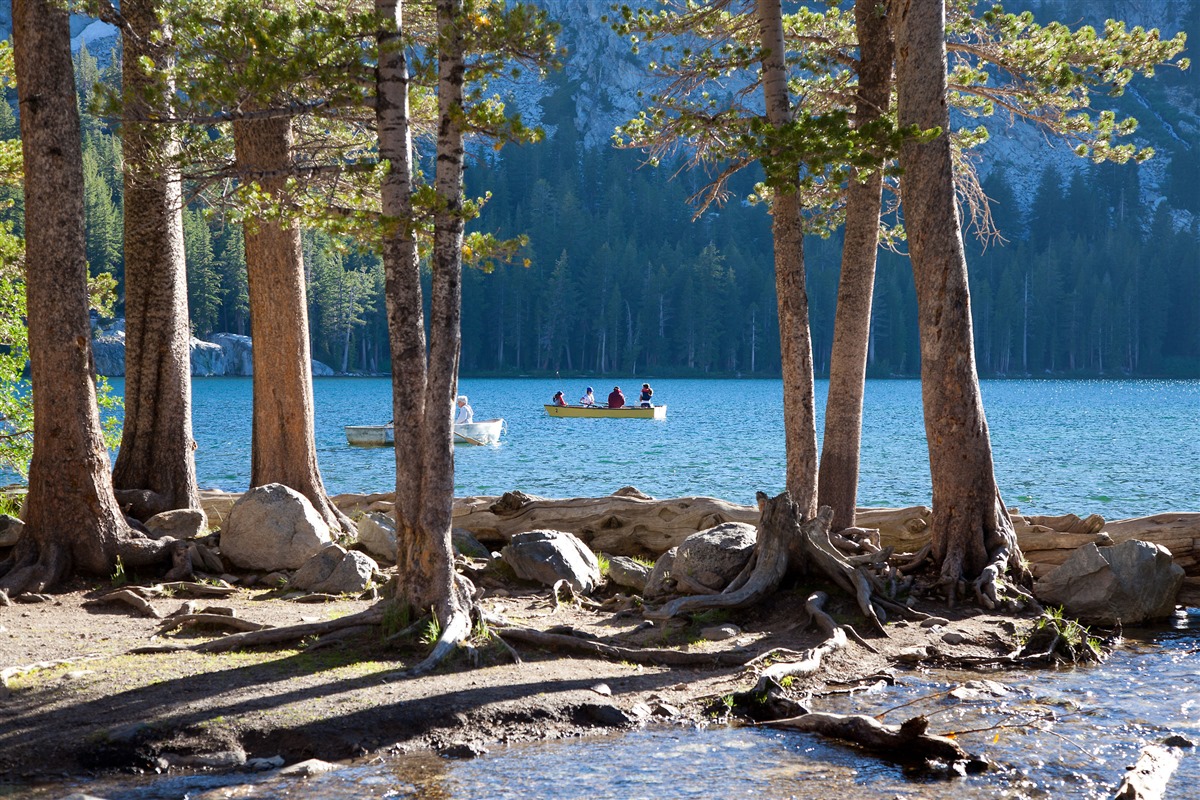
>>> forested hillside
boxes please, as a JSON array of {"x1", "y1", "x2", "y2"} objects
[{"x1": 2, "y1": 0, "x2": 1196, "y2": 378}]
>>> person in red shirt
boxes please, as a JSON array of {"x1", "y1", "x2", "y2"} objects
[
  {"x1": 607, "y1": 386, "x2": 625, "y2": 408},
  {"x1": 552, "y1": 390, "x2": 568, "y2": 407}
]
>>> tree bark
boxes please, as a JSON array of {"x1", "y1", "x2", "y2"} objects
[
  {"x1": 376, "y1": 0, "x2": 426, "y2": 546},
  {"x1": 758, "y1": 0, "x2": 818, "y2": 520},
  {"x1": 3, "y1": 0, "x2": 178, "y2": 596},
  {"x1": 232, "y1": 116, "x2": 351, "y2": 536},
  {"x1": 891, "y1": 0, "x2": 1021, "y2": 593},
  {"x1": 376, "y1": 0, "x2": 468, "y2": 626},
  {"x1": 818, "y1": 0, "x2": 891, "y2": 532},
  {"x1": 112, "y1": 0, "x2": 202, "y2": 521}
]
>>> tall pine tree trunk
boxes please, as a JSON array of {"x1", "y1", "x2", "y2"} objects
[
  {"x1": 3, "y1": 0, "x2": 180, "y2": 597},
  {"x1": 817, "y1": 0, "x2": 891, "y2": 531},
  {"x1": 233, "y1": 116, "x2": 351, "y2": 535},
  {"x1": 112, "y1": 0, "x2": 201, "y2": 521},
  {"x1": 376, "y1": 0, "x2": 464, "y2": 623},
  {"x1": 758, "y1": 0, "x2": 818, "y2": 519},
  {"x1": 891, "y1": 0, "x2": 1020, "y2": 593}
]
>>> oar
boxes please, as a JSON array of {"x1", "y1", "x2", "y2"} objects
[{"x1": 455, "y1": 431, "x2": 487, "y2": 446}]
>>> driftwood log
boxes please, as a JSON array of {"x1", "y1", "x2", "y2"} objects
[{"x1": 1112, "y1": 739, "x2": 1190, "y2": 800}]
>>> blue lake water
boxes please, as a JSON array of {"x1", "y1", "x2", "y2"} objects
[{"x1": 181, "y1": 377, "x2": 1199, "y2": 518}]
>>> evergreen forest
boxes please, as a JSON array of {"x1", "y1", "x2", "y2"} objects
[{"x1": 6, "y1": 19, "x2": 1198, "y2": 380}]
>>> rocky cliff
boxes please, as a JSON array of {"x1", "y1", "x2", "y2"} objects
[{"x1": 91, "y1": 319, "x2": 335, "y2": 378}]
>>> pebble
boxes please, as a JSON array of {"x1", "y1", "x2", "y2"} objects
[{"x1": 920, "y1": 617, "x2": 950, "y2": 628}]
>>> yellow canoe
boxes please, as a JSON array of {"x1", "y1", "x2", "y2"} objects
[{"x1": 544, "y1": 404, "x2": 666, "y2": 419}]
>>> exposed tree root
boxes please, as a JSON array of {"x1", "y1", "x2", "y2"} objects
[
  {"x1": 647, "y1": 494, "x2": 892, "y2": 637},
  {"x1": 495, "y1": 626, "x2": 756, "y2": 667},
  {"x1": 158, "y1": 614, "x2": 271, "y2": 635},
  {"x1": 83, "y1": 589, "x2": 163, "y2": 619},
  {"x1": 766, "y1": 711, "x2": 988, "y2": 771},
  {"x1": 393, "y1": 605, "x2": 472, "y2": 678}
]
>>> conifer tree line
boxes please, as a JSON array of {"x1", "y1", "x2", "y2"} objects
[{"x1": 1, "y1": 23, "x2": 1196, "y2": 379}]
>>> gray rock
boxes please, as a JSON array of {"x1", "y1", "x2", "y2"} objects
[
  {"x1": 452, "y1": 528, "x2": 491, "y2": 559},
  {"x1": 941, "y1": 631, "x2": 968, "y2": 645},
  {"x1": 0, "y1": 514, "x2": 23, "y2": 548},
  {"x1": 920, "y1": 616, "x2": 950, "y2": 628},
  {"x1": 700, "y1": 624, "x2": 741, "y2": 641},
  {"x1": 501, "y1": 529, "x2": 601, "y2": 594},
  {"x1": 190, "y1": 338, "x2": 227, "y2": 376},
  {"x1": 279, "y1": 758, "x2": 339, "y2": 777},
  {"x1": 313, "y1": 550, "x2": 378, "y2": 595},
  {"x1": 290, "y1": 544, "x2": 347, "y2": 590},
  {"x1": 671, "y1": 522, "x2": 756, "y2": 594},
  {"x1": 291, "y1": 546, "x2": 378, "y2": 595},
  {"x1": 643, "y1": 548, "x2": 677, "y2": 599},
  {"x1": 357, "y1": 512, "x2": 397, "y2": 562},
  {"x1": 207, "y1": 332, "x2": 255, "y2": 375},
  {"x1": 1034, "y1": 539, "x2": 1184, "y2": 625},
  {"x1": 144, "y1": 508, "x2": 208, "y2": 540},
  {"x1": 220, "y1": 483, "x2": 333, "y2": 570},
  {"x1": 261, "y1": 571, "x2": 291, "y2": 587},
  {"x1": 311, "y1": 359, "x2": 335, "y2": 377},
  {"x1": 91, "y1": 321, "x2": 126, "y2": 377},
  {"x1": 606, "y1": 555, "x2": 650, "y2": 592}
]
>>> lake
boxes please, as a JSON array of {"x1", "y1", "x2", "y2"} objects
[
  {"x1": 20, "y1": 377, "x2": 1200, "y2": 799},
  {"x1": 183, "y1": 377, "x2": 1199, "y2": 520}
]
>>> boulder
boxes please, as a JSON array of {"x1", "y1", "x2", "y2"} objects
[
  {"x1": 190, "y1": 338, "x2": 228, "y2": 376},
  {"x1": 91, "y1": 321, "x2": 126, "y2": 377},
  {"x1": 644, "y1": 547, "x2": 677, "y2": 599},
  {"x1": 207, "y1": 333, "x2": 255, "y2": 375},
  {"x1": 501, "y1": 529, "x2": 601, "y2": 594},
  {"x1": 452, "y1": 528, "x2": 491, "y2": 559},
  {"x1": 606, "y1": 555, "x2": 650, "y2": 592},
  {"x1": 144, "y1": 508, "x2": 208, "y2": 540},
  {"x1": 1034, "y1": 539, "x2": 1184, "y2": 625},
  {"x1": 291, "y1": 544, "x2": 378, "y2": 594},
  {"x1": 357, "y1": 512, "x2": 397, "y2": 562},
  {"x1": 0, "y1": 514, "x2": 23, "y2": 548},
  {"x1": 670, "y1": 522, "x2": 757, "y2": 595},
  {"x1": 220, "y1": 483, "x2": 332, "y2": 571}
]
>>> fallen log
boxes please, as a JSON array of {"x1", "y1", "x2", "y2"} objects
[
  {"x1": 767, "y1": 711, "x2": 984, "y2": 768},
  {"x1": 1113, "y1": 739, "x2": 1190, "y2": 800}
]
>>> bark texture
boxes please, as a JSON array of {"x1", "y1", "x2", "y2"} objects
[
  {"x1": 376, "y1": 0, "x2": 469, "y2": 626},
  {"x1": 758, "y1": 0, "x2": 818, "y2": 520},
  {"x1": 891, "y1": 0, "x2": 1021, "y2": 593},
  {"x1": 232, "y1": 116, "x2": 351, "y2": 535},
  {"x1": 3, "y1": 0, "x2": 178, "y2": 596},
  {"x1": 112, "y1": 0, "x2": 201, "y2": 521},
  {"x1": 818, "y1": 0, "x2": 892, "y2": 531},
  {"x1": 376, "y1": 0, "x2": 426, "y2": 543}
]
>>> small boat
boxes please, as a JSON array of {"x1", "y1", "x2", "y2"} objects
[
  {"x1": 453, "y1": 418, "x2": 505, "y2": 446},
  {"x1": 345, "y1": 418, "x2": 505, "y2": 447},
  {"x1": 544, "y1": 404, "x2": 667, "y2": 420}
]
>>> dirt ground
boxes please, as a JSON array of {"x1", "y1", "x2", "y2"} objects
[{"x1": 0, "y1": 572, "x2": 1029, "y2": 789}]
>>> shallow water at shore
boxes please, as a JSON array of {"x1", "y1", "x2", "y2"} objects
[{"x1": 47, "y1": 610, "x2": 1200, "y2": 800}]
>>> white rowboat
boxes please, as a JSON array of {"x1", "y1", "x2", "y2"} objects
[{"x1": 345, "y1": 418, "x2": 504, "y2": 447}]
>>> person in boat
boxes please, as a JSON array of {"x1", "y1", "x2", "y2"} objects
[
  {"x1": 455, "y1": 395, "x2": 473, "y2": 424},
  {"x1": 639, "y1": 383, "x2": 654, "y2": 408},
  {"x1": 579, "y1": 386, "x2": 596, "y2": 407},
  {"x1": 607, "y1": 386, "x2": 625, "y2": 408},
  {"x1": 552, "y1": 390, "x2": 568, "y2": 407}
]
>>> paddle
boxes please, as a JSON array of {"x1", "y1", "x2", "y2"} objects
[{"x1": 454, "y1": 431, "x2": 487, "y2": 446}]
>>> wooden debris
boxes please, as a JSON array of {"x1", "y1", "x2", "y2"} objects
[
  {"x1": 767, "y1": 711, "x2": 984, "y2": 768},
  {"x1": 83, "y1": 589, "x2": 162, "y2": 619},
  {"x1": 1, "y1": 654, "x2": 104, "y2": 687},
  {"x1": 1113, "y1": 741, "x2": 1188, "y2": 800}
]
